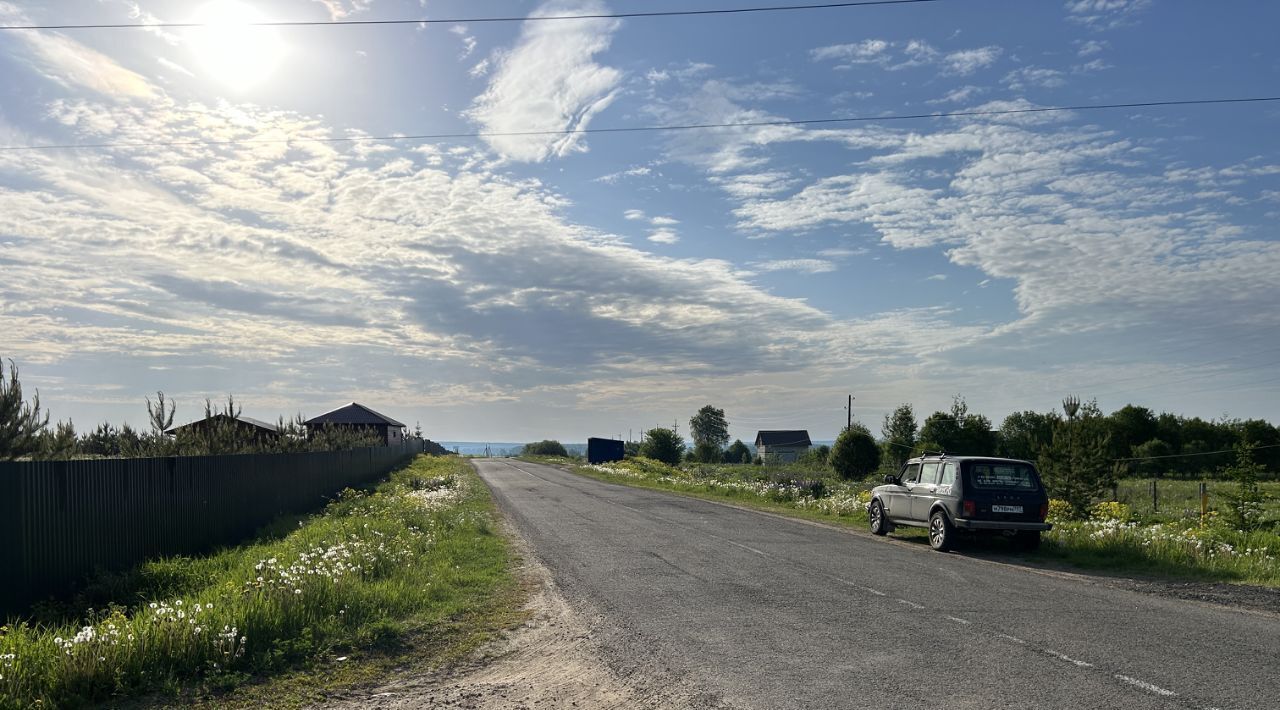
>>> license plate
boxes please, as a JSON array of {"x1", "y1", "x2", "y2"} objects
[{"x1": 992, "y1": 504, "x2": 1023, "y2": 514}]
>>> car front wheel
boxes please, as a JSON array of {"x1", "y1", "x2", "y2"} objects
[
  {"x1": 869, "y1": 500, "x2": 891, "y2": 536},
  {"x1": 928, "y1": 510, "x2": 954, "y2": 552}
]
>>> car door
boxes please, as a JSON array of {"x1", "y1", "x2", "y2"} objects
[
  {"x1": 909, "y1": 461, "x2": 942, "y2": 520},
  {"x1": 882, "y1": 463, "x2": 918, "y2": 521}
]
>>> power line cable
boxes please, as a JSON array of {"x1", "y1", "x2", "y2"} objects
[
  {"x1": 3, "y1": 96, "x2": 1277, "y2": 153},
  {"x1": 1112, "y1": 443, "x2": 1280, "y2": 462},
  {"x1": 0, "y1": 1, "x2": 947, "y2": 31}
]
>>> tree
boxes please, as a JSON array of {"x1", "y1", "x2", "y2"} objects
[
  {"x1": 640, "y1": 427, "x2": 684, "y2": 466},
  {"x1": 1221, "y1": 443, "x2": 1267, "y2": 531},
  {"x1": 37, "y1": 420, "x2": 79, "y2": 460},
  {"x1": 881, "y1": 403, "x2": 917, "y2": 469},
  {"x1": 1037, "y1": 396, "x2": 1116, "y2": 518},
  {"x1": 997, "y1": 410, "x2": 1058, "y2": 461},
  {"x1": 145, "y1": 391, "x2": 176, "y2": 436},
  {"x1": 797, "y1": 444, "x2": 831, "y2": 470},
  {"x1": 724, "y1": 439, "x2": 752, "y2": 464},
  {"x1": 0, "y1": 357, "x2": 48, "y2": 460},
  {"x1": 1108, "y1": 405, "x2": 1158, "y2": 458},
  {"x1": 689, "y1": 405, "x2": 730, "y2": 449},
  {"x1": 1130, "y1": 438, "x2": 1173, "y2": 476},
  {"x1": 693, "y1": 442, "x2": 723, "y2": 463},
  {"x1": 523, "y1": 440, "x2": 568, "y2": 457},
  {"x1": 918, "y1": 396, "x2": 996, "y2": 456},
  {"x1": 829, "y1": 423, "x2": 880, "y2": 480}
]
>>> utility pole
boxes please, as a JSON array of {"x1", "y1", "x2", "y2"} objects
[{"x1": 845, "y1": 394, "x2": 855, "y2": 431}]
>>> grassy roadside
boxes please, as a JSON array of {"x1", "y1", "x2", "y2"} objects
[
  {"x1": 0, "y1": 455, "x2": 521, "y2": 709},
  {"x1": 524, "y1": 456, "x2": 1280, "y2": 588}
]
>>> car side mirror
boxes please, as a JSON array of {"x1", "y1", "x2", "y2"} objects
[{"x1": 883, "y1": 474, "x2": 898, "y2": 485}]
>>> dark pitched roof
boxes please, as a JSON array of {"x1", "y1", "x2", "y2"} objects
[
  {"x1": 165, "y1": 414, "x2": 280, "y2": 435},
  {"x1": 754, "y1": 430, "x2": 812, "y2": 447},
  {"x1": 304, "y1": 402, "x2": 405, "y2": 428}
]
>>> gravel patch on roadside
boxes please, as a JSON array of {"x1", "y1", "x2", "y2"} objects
[{"x1": 313, "y1": 519, "x2": 692, "y2": 710}]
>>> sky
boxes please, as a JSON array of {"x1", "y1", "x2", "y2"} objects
[{"x1": 0, "y1": 0, "x2": 1278, "y2": 443}]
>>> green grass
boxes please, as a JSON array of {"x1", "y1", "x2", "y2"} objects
[
  {"x1": 0, "y1": 456, "x2": 518, "y2": 709},
  {"x1": 535, "y1": 457, "x2": 1280, "y2": 588},
  {"x1": 1113, "y1": 478, "x2": 1280, "y2": 522}
]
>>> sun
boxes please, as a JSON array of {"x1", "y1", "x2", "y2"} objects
[{"x1": 187, "y1": 0, "x2": 287, "y2": 90}]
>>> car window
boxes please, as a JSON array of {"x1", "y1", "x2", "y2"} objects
[
  {"x1": 940, "y1": 462, "x2": 956, "y2": 486},
  {"x1": 919, "y1": 462, "x2": 940, "y2": 485},
  {"x1": 902, "y1": 463, "x2": 921, "y2": 483},
  {"x1": 967, "y1": 462, "x2": 1040, "y2": 490}
]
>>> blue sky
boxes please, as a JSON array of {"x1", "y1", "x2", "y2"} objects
[{"x1": 0, "y1": 0, "x2": 1278, "y2": 442}]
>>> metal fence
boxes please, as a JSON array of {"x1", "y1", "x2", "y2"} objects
[{"x1": 0, "y1": 442, "x2": 425, "y2": 618}]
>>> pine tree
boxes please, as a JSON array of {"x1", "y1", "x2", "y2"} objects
[{"x1": 0, "y1": 358, "x2": 49, "y2": 460}]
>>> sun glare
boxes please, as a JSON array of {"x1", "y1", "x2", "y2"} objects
[{"x1": 188, "y1": 0, "x2": 287, "y2": 90}]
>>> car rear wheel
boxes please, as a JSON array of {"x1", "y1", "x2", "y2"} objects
[
  {"x1": 869, "y1": 500, "x2": 891, "y2": 536},
  {"x1": 928, "y1": 510, "x2": 954, "y2": 552},
  {"x1": 1013, "y1": 530, "x2": 1041, "y2": 551}
]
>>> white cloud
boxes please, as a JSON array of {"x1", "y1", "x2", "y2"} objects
[
  {"x1": 810, "y1": 39, "x2": 891, "y2": 64},
  {"x1": 1003, "y1": 66, "x2": 1067, "y2": 90},
  {"x1": 468, "y1": 59, "x2": 490, "y2": 78},
  {"x1": 466, "y1": 1, "x2": 622, "y2": 162},
  {"x1": 450, "y1": 24, "x2": 478, "y2": 59},
  {"x1": 926, "y1": 274, "x2": 948, "y2": 281},
  {"x1": 751, "y1": 259, "x2": 837, "y2": 274},
  {"x1": 811, "y1": 39, "x2": 1001, "y2": 75},
  {"x1": 157, "y1": 56, "x2": 196, "y2": 78},
  {"x1": 943, "y1": 46, "x2": 1002, "y2": 75},
  {"x1": 649, "y1": 216, "x2": 680, "y2": 226},
  {"x1": 927, "y1": 85, "x2": 986, "y2": 104},
  {"x1": 1076, "y1": 39, "x2": 1108, "y2": 57},
  {"x1": 1065, "y1": 0, "x2": 1151, "y2": 29},
  {"x1": 727, "y1": 106, "x2": 1280, "y2": 346},
  {"x1": 311, "y1": 0, "x2": 374, "y2": 21},
  {"x1": 595, "y1": 165, "x2": 653, "y2": 184},
  {"x1": 817, "y1": 247, "x2": 869, "y2": 258},
  {"x1": 647, "y1": 229, "x2": 680, "y2": 245},
  {"x1": 623, "y1": 209, "x2": 647, "y2": 220},
  {"x1": 10, "y1": 30, "x2": 156, "y2": 99}
]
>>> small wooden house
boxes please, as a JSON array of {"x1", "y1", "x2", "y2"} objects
[
  {"x1": 304, "y1": 403, "x2": 405, "y2": 446},
  {"x1": 754, "y1": 430, "x2": 812, "y2": 463}
]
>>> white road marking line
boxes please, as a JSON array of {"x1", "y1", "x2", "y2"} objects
[
  {"x1": 998, "y1": 633, "x2": 1026, "y2": 644},
  {"x1": 945, "y1": 616, "x2": 970, "y2": 625},
  {"x1": 897, "y1": 599, "x2": 924, "y2": 609},
  {"x1": 866, "y1": 588, "x2": 887, "y2": 596},
  {"x1": 1045, "y1": 649, "x2": 1094, "y2": 668},
  {"x1": 1114, "y1": 674, "x2": 1177, "y2": 697}
]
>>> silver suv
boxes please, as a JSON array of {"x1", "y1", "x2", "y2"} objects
[{"x1": 868, "y1": 455, "x2": 1052, "y2": 552}]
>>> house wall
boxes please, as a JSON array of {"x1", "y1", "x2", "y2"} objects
[{"x1": 759, "y1": 445, "x2": 809, "y2": 463}]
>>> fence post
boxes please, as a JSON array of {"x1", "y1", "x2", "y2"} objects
[
  {"x1": 1151, "y1": 479, "x2": 1158, "y2": 513},
  {"x1": 1199, "y1": 481, "x2": 1208, "y2": 527}
]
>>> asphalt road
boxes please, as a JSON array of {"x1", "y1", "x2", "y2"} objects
[{"x1": 474, "y1": 459, "x2": 1280, "y2": 710}]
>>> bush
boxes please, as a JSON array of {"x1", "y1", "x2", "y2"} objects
[
  {"x1": 829, "y1": 424, "x2": 880, "y2": 480},
  {"x1": 523, "y1": 440, "x2": 568, "y2": 457},
  {"x1": 724, "y1": 439, "x2": 752, "y2": 464},
  {"x1": 640, "y1": 428, "x2": 684, "y2": 466}
]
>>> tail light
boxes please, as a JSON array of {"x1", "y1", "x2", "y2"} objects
[
  {"x1": 963, "y1": 500, "x2": 976, "y2": 517},
  {"x1": 1039, "y1": 502, "x2": 1049, "y2": 521}
]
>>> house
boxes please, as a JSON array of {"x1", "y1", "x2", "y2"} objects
[
  {"x1": 165, "y1": 414, "x2": 280, "y2": 441},
  {"x1": 304, "y1": 402, "x2": 405, "y2": 446},
  {"x1": 754, "y1": 430, "x2": 812, "y2": 463}
]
